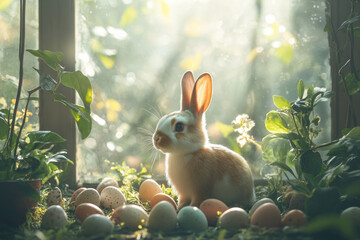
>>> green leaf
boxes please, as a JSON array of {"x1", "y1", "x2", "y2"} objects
[
  {"x1": 53, "y1": 92, "x2": 89, "y2": 121},
  {"x1": 265, "y1": 111, "x2": 290, "y2": 133},
  {"x1": 271, "y1": 161, "x2": 296, "y2": 178},
  {"x1": 61, "y1": 71, "x2": 93, "y2": 111},
  {"x1": 344, "y1": 126, "x2": 360, "y2": 139},
  {"x1": 274, "y1": 43, "x2": 293, "y2": 64},
  {"x1": 26, "y1": 131, "x2": 65, "y2": 144},
  {"x1": 33, "y1": 68, "x2": 57, "y2": 91},
  {"x1": 216, "y1": 121, "x2": 234, "y2": 138},
  {"x1": 344, "y1": 73, "x2": 360, "y2": 95},
  {"x1": 297, "y1": 80, "x2": 305, "y2": 99},
  {"x1": 273, "y1": 95, "x2": 291, "y2": 110},
  {"x1": 300, "y1": 150, "x2": 322, "y2": 176},
  {"x1": 354, "y1": 27, "x2": 360, "y2": 37},
  {"x1": 338, "y1": 15, "x2": 360, "y2": 31},
  {"x1": 69, "y1": 105, "x2": 92, "y2": 139},
  {"x1": 27, "y1": 49, "x2": 64, "y2": 72},
  {"x1": 0, "y1": 116, "x2": 9, "y2": 140}
]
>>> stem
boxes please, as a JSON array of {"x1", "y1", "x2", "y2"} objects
[
  {"x1": 8, "y1": 0, "x2": 26, "y2": 160},
  {"x1": 313, "y1": 139, "x2": 339, "y2": 150},
  {"x1": 13, "y1": 86, "x2": 41, "y2": 156}
]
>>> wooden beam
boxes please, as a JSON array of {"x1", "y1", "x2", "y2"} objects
[{"x1": 39, "y1": 0, "x2": 76, "y2": 188}]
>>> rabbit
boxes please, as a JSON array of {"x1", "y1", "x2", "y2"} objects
[{"x1": 153, "y1": 71, "x2": 255, "y2": 209}]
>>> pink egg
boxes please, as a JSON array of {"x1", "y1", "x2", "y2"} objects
[
  {"x1": 150, "y1": 193, "x2": 177, "y2": 210},
  {"x1": 251, "y1": 203, "x2": 281, "y2": 229},
  {"x1": 75, "y1": 203, "x2": 104, "y2": 223}
]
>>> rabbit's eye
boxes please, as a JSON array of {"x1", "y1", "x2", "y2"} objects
[{"x1": 175, "y1": 122, "x2": 184, "y2": 132}]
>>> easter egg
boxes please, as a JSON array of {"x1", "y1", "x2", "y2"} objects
[
  {"x1": 219, "y1": 207, "x2": 249, "y2": 230},
  {"x1": 282, "y1": 209, "x2": 307, "y2": 227},
  {"x1": 251, "y1": 203, "x2": 281, "y2": 229},
  {"x1": 200, "y1": 199, "x2": 229, "y2": 226},
  {"x1": 101, "y1": 186, "x2": 126, "y2": 209},
  {"x1": 178, "y1": 206, "x2": 208, "y2": 232},
  {"x1": 46, "y1": 187, "x2": 62, "y2": 206},
  {"x1": 41, "y1": 205, "x2": 68, "y2": 230},
  {"x1": 70, "y1": 187, "x2": 86, "y2": 203},
  {"x1": 111, "y1": 204, "x2": 149, "y2": 230},
  {"x1": 96, "y1": 177, "x2": 119, "y2": 194},
  {"x1": 75, "y1": 188, "x2": 101, "y2": 207},
  {"x1": 340, "y1": 207, "x2": 360, "y2": 228},
  {"x1": 250, "y1": 198, "x2": 274, "y2": 215},
  {"x1": 75, "y1": 203, "x2": 104, "y2": 223},
  {"x1": 82, "y1": 214, "x2": 113, "y2": 236},
  {"x1": 139, "y1": 179, "x2": 162, "y2": 203},
  {"x1": 148, "y1": 201, "x2": 177, "y2": 232},
  {"x1": 150, "y1": 193, "x2": 177, "y2": 210}
]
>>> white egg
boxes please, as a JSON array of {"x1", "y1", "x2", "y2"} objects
[
  {"x1": 75, "y1": 188, "x2": 101, "y2": 207},
  {"x1": 148, "y1": 201, "x2": 177, "y2": 232},
  {"x1": 100, "y1": 186, "x2": 126, "y2": 209},
  {"x1": 82, "y1": 214, "x2": 113, "y2": 236},
  {"x1": 111, "y1": 204, "x2": 149, "y2": 230},
  {"x1": 41, "y1": 205, "x2": 68, "y2": 230},
  {"x1": 249, "y1": 198, "x2": 274, "y2": 215},
  {"x1": 178, "y1": 206, "x2": 208, "y2": 233},
  {"x1": 219, "y1": 207, "x2": 249, "y2": 230},
  {"x1": 46, "y1": 187, "x2": 62, "y2": 206},
  {"x1": 96, "y1": 177, "x2": 119, "y2": 194},
  {"x1": 341, "y1": 207, "x2": 360, "y2": 228}
]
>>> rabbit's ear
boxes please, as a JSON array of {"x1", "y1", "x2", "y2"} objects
[
  {"x1": 181, "y1": 71, "x2": 195, "y2": 110},
  {"x1": 190, "y1": 73, "x2": 212, "y2": 117}
]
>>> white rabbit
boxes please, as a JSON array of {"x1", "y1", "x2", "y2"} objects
[{"x1": 153, "y1": 71, "x2": 255, "y2": 209}]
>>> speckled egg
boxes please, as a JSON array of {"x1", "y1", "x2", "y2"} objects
[
  {"x1": 100, "y1": 186, "x2": 126, "y2": 209},
  {"x1": 70, "y1": 187, "x2": 86, "y2": 203},
  {"x1": 111, "y1": 204, "x2": 149, "y2": 230},
  {"x1": 150, "y1": 193, "x2": 177, "y2": 210},
  {"x1": 82, "y1": 214, "x2": 113, "y2": 236},
  {"x1": 282, "y1": 209, "x2": 307, "y2": 227},
  {"x1": 75, "y1": 203, "x2": 105, "y2": 223},
  {"x1": 219, "y1": 207, "x2": 249, "y2": 230},
  {"x1": 139, "y1": 179, "x2": 162, "y2": 203},
  {"x1": 340, "y1": 207, "x2": 360, "y2": 228},
  {"x1": 178, "y1": 206, "x2": 208, "y2": 233},
  {"x1": 41, "y1": 205, "x2": 68, "y2": 230},
  {"x1": 200, "y1": 199, "x2": 229, "y2": 226},
  {"x1": 46, "y1": 187, "x2": 62, "y2": 206},
  {"x1": 148, "y1": 201, "x2": 178, "y2": 232},
  {"x1": 251, "y1": 203, "x2": 281, "y2": 229},
  {"x1": 250, "y1": 198, "x2": 275, "y2": 215},
  {"x1": 96, "y1": 177, "x2": 119, "y2": 194},
  {"x1": 75, "y1": 188, "x2": 101, "y2": 207}
]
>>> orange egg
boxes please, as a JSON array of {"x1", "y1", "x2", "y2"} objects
[
  {"x1": 75, "y1": 203, "x2": 104, "y2": 223},
  {"x1": 282, "y1": 209, "x2": 307, "y2": 227},
  {"x1": 200, "y1": 199, "x2": 229, "y2": 226},
  {"x1": 70, "y1": 187, "x2": 86, "y2": 203},
  {"x1": 139, "y1": 179, "x2": 162, "y2": 203},
  {"x1": 250, "y1": 203, "x2": 281, "y2": 229},
  {"x1": 150, "y1": 193, "x2": 177, "y2": 210}
]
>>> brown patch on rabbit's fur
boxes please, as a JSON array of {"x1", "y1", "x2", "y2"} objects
[{"x1": 153, "y1": 130, "x2": 171, "y2": 149}]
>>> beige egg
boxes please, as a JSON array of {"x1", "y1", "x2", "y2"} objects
[
  {"x1": 101, "y1": 186, "x2": 126, "y2": 209},
  {"x1": 200, "y1": 199, "x2": 229, "y2": 226},
  {"x1": 96, "y1": 177, "x2": 119, "y2": 194},
  {"x1": 75, "y1": 203, "x2": 105, "y2": 223},
  {"x1": 148, "y1": 201, "x2": 178, "y2": 232},
  {"x1": 70, "y1": 187, "x2": 86, "y2": 203},
  {"x1": 41, "y1": 205, "x2": 68, "y2": 230},
  {"x1": 82, "y1": 214, "x2": 113, "y2": 236},
  {"x1": 219, "y1": 207, "x2": 249, "y2": 230},
  {"x1": 111, "y1": 204, "x2": 149, "y2": 230},
  {"x1": 251, "y1": 203, "x2": 281, "y2": 229},
  {"x1": 139, "y1": 179, "x2": 162, "y2": 203},
  {"x1": 46, "y1": 187, "x2": 62, "y2": 206},
  {"x1": 340, "y1": 207, "x2": 360, "y2": 228},
  {"x1": 150, "y1": 193, "x2": 177, "y2": 210},
  {"x1": 250, "y1": 198, "x2": 274, "y2": 215},
  {"x1": 75, "y1": 188, "x2": 101, "y2": 207},
  {"x1": 282, "y1": 209, "x2": 307, "y2": 227}
]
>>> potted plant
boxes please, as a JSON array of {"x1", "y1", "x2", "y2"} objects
[{"x1": 0, "y1": 0, "x2": 92, "y2": 227}]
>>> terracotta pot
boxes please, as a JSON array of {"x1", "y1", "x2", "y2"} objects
[{"x1": 0, "y1": 179, "x2": 42, "y2": 227}]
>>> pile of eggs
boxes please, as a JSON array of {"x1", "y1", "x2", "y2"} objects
[{"x1": 41, "y1": 178, "x2": 360, "y2": 236}]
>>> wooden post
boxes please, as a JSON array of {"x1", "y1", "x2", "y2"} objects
[{"x1": 39, "y1": 0, "x2": 76, "y2": 188}]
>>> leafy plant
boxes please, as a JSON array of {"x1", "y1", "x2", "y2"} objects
[
  {"x1": 0, "y1": 0, "x2": 92, "y2": 184},
  {"x1": 262, "y1": 79, "x2": 360, "y2": 218}
]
